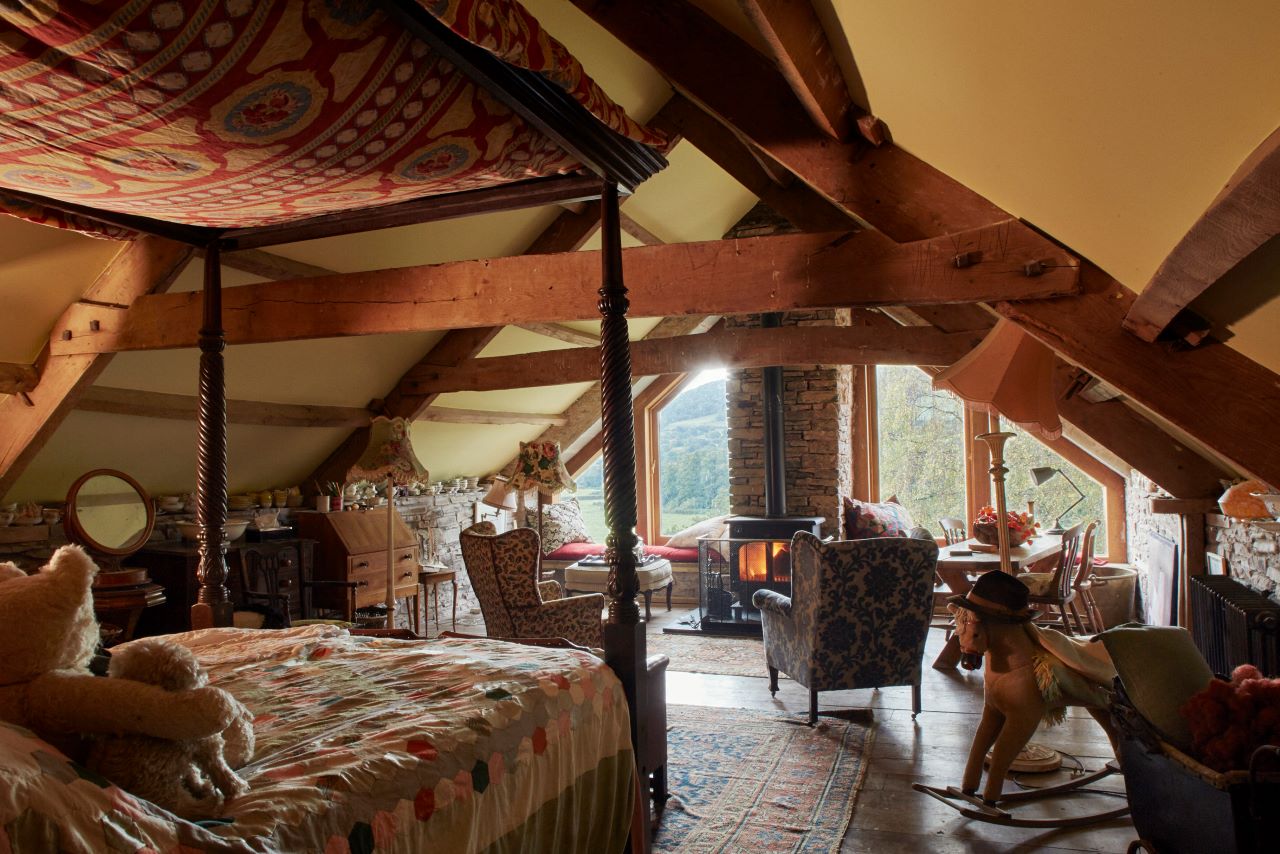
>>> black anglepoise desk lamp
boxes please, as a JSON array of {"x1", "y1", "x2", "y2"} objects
[{"x1": 1031, "y1": 466, "x2": 1085, "y2": 534}]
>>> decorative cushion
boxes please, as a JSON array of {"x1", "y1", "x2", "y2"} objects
[
  {"x1": 665, "y1": 514, "x2": 730, "y2": 548},
  {"x1": 1100, "y1": 624, "x2": 1215, "y2": 751},
  {"x1": 526, "y1": 496, "x2": 593, "y2": 555},
  {"x1": 842, "y1": 496, "x2": 916, "y2": 539},
  {"x1": 543, "y1": 542, "x2": 703, "y2": 565}
]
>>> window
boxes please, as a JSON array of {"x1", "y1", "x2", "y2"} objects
[
  {"x1": 1001, "y1": 423, "x2": 1108, "y2": 547},
  {"x1": 874, "y1": 365, "x2": 967, "y2": 531},
  {"x1": 574, "y1": 456, "x2": 609, "y2": 544},
  {"x1": 656, "y1": 370, "x2": 730, "y2": 535}
]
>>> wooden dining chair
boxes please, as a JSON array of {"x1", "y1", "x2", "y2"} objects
[
  {"x1": 1022, "y1": 522, "x2": 1085, "y2": 633},
  {"x1": 1069, "y1": 522, "x2": 1104, "y2": 633},
  {"x1": 938, "y1": 517, "x2": 968, "y2": 546}
]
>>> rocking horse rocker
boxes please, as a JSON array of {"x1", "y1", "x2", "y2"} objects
[{"x1": 913, "y1": 571, "x2": 1131, "y2": 828}]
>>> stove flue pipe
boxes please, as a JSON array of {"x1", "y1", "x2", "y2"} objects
[{"x1": 761, "y1": 313, "x2": 787, "y2": 518}]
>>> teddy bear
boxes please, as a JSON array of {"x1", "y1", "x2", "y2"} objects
[
  {"x1": 0, "y1": 545, "x2": 250, "y2": 815},
  {"x1": 86, "y1": 638, "x2": 255, "y2": 818}
]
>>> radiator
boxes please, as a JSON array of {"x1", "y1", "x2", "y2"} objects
[{"x1": 1188, "y1": 575, "x2": 1280, "y2": 677}]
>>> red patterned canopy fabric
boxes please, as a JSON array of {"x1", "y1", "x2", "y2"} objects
[{"x1": 0, "y1": 0, "x2": 659, "y2": 235}]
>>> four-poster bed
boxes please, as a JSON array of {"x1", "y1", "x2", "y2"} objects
[{"x1": 0, "y1": 0, "x2": 666, "y2": 848}]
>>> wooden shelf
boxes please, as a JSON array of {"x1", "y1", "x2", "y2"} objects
[{"x1": 0, "y1": 524, "x2": 49, "y2": 545}]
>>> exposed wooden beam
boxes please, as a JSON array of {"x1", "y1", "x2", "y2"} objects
[
  {"x1": 1123, "y1": 125, "x2": 1280, "y2": 343},
  {"x1": 0, "y1": 362, "x2": 39, "y2": 395},
  {"x1": 214, "y1": 249, "x2": 338, "y2": 281},
  {"x1": 738, "y1": 0, "x2": 855, "y2": 140},
  {"x1": 77, "y1": 386, "x2": 372, "y2": 428},
  {"x1": 1051, "y1": 361, "x2": 1229, "y2": 499},
  {"x1": 420, "y1": 407, "x2": 566, "y2": 426},
  {"x1": 995, "y1": 263, "x2": 1280, "y2": 488},
  {"x1": 655, "y1": 95, "x2": 857, "y2": 233},
  {"x1": 0, "y1": 238, "x2": 194, "y2": 498},
  {"x1": 619, "y1": 211, "x2": 664, "y2": 245},
  {"x1": 406, "y1": 324, "x2": 984, "y2": 394},
  {"x1": 517, "y1": 323, "x2": 600, "y2": 347},
  {"x1": 219, "y1": 175, "x2": 611, "y2": 251},
  {"x1": 52, "y1": 223, "x2": 1079, "y2": 354},
  {"x1": 571, "y1": 0, "x2": 1005, "y2": 241}
]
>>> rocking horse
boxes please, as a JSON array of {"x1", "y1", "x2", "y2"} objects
[{"x1": 913, "y1": 570, "x2": 1130, "y2": 828}]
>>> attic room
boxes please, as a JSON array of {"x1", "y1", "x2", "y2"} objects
[{"x1": 1, "y1": 1, "x2": 1278, "y2": 852}]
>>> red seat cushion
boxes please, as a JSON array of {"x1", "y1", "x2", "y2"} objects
[{"x1": 542, "y1": 542, "x2": 702, "y2": 564}]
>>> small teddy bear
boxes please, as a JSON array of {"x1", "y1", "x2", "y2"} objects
[{"x1": 86, "y1": 639, "x2": 255, "y2": 818}]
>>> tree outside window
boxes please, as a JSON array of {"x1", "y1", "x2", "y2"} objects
[
  {"x1": 575, "y1": 457, "x2": 609, "y2": 544},
  {"x1": 657, "y1": 371, "x2": 730, "y2": 535},
  {"x1": 1001, "y1": 423, "x2": 1107, "y2": 547},
  {"x1": 875, "y1": 365, "x2": 967, "y2": 533}
]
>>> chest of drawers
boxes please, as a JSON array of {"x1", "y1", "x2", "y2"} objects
[{"x1": 295, "y1": 508, "x2": 419, "y2": 620}]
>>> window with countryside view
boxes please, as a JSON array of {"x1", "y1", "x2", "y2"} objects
[{"x1": 658, "y1": 370, "x2": 730, "y2": 535}]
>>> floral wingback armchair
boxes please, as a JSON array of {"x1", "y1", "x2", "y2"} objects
[
  {"x1": 752, "y1": 531, "x2": 939, "y2": 724},
  {"x1": 460, "y1": 522, "x2": 604, "y2": 648}
]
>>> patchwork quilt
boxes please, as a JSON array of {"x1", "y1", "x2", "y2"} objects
[{"x1": 0, "y1": 626, "x2": 635, "y2": 853}]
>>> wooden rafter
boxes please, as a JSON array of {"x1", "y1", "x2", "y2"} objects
[
  {"x1": 995, "y1": 265, "x2": 1280, "y2": 486},
  {"x1": 619, "y1": 212, "x2": 664, "y2": 245},
  {"x1": 571, "y1": 0, "x2": 1005, "y2": 242},
  {"x1": 51, "y1": 223, "x2": 1079, "y2": 354},
  {"x1": 404, "y1": 324, "x2": 984, "y2": 394},
  {"x1": 1123, "y1": 125, "x2": 1280, "y2": 343},
  {"x1": 0, "y1": 237, "x2": 194, "y2": 498},
  {"x1": 214, "y1": 248, "x2": 338, "y2": 281},
  {"x1": 421, "y1": 408, "x2": 566, "y2": 426},
  {"x1": 1051, "y1": 362, "x2": 1229, "y2": 499},
  {"x1": 77, "y1": 386, "x2": 372, "y2": 428},
  {"x1": 517, "y1": 323, "x2": 600, "y2": 347},
  {"x1": 738, "y1": 0, "x2": 854, "y2": 140}
]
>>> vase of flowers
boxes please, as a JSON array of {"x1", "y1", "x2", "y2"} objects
[{"x1": 972, "y1": 505, "x2": 1038, "y2": 547}]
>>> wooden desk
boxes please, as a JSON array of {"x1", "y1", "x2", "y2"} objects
[{"x1": 932, "y1": 534, "x2": 1064, "y2": 669}]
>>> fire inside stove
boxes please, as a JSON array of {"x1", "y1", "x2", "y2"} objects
[
  {"x1": 736, "y1": 540, "x2": 792, "y2": 605},
  {"x1": 697, "y1": 516, "x2": 821, "y2": 635}
]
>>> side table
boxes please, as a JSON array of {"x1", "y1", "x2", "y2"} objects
[
  {"x1": 418, "y1": 568, "x2": 458, "y2": 634},
  {"x1": 564, "y1": 557, "x2": 673, "y2": 620},
  {"x1": 92, "y1": 582, "x2": 166, "y2": 645}
]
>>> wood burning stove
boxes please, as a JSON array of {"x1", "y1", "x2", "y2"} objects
[{"x1": 698, "y1": 314, "x2": 825, "y2": 634}]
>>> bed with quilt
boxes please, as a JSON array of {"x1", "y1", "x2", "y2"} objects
[{"x1": 0, "y1": 626, "x2": 635, "y2": 853}]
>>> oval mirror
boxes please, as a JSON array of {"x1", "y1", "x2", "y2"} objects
[{"x1": 64, "y1": 469, "x2": 155, "y2": 558}]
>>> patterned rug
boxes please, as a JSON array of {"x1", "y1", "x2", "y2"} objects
[
  {"x1": 654, "y1": 704, "x2": 872, "y2": 853},
  {"x1": 647, "y1": 632, "x2": 768, "y2": 678}
]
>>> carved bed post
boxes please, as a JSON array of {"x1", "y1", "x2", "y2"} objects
[
  {"x1": 191, "y1": 242, "x2": 233, "y2": 630},
  {"x1": 598, "y1": 181, "x2": 647, "y2": 748}
]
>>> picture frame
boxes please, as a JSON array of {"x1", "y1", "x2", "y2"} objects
[{"x1": 1205, "y1": 551, "x2": 1228, "y2": 577}]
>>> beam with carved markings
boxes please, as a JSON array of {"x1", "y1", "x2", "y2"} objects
[
  {"x1": 406, "y1": 324, "x2": 983, "y2": 394},
  {"x1": 51, "y1": 222, "x2": 1078, "y2": 354},
  {"x1": 1123, "y1": 125, "x2": 1280, "y2": 343},
  {"x1": 0, "y1": 237, "x2": 194, "y2": 498}
]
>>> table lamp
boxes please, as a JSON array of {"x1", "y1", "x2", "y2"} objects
[
  {"x1": 506, "y1": 440, "x2": 575, "y2": 552},
  {"x1": 1031, "y1": 466, "x2": 1085, "y2": 534},
  {"x1": 481, "y1": 476, "x2": 519, "y2": 528},
  {"x1": 347, "y1": 416, "x2": 427, "y2": 629}
]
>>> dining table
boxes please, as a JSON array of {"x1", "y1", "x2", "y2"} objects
[{"x1": 931, "y1": 532, "x2": 1066, "y2": 669}]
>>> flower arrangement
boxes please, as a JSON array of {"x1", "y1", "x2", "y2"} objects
[{"x1": 972, "y1": 505, "x2": 1038, "y2": 547}]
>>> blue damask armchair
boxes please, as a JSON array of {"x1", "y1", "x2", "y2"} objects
[{"x1": 752, "y1": 531, "x2": 939, "y2": 724}]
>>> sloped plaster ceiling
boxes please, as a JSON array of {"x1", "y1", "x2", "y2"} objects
[
  {"x1": 0, "y1": 217, "x2": 120, "y2": 363},
  {"x1": 818, "y1": 0, "x2": 1280, "y2": 373}
]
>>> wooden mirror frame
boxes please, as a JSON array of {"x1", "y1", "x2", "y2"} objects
[{"x1": 63, "y1": 468, "x2": 156, "y2": 560}]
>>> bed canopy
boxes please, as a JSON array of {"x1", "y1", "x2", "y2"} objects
[{"x1": 0, "y1": 0, "x2": 664, "y2": 746}]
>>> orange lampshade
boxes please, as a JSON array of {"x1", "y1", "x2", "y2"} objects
[{"x1": 932, "y1": 320, "x2": 1062, "y2": 439}]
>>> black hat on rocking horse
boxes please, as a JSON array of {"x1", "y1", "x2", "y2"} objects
[{"x1": 948, "y1": 571, "x2": 1038, "y2": 623}]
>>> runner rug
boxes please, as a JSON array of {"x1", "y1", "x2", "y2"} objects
[{"x1": 653, "y1": 704, "x2": 872, "y2": 853}]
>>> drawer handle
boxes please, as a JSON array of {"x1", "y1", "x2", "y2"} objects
[
  {"x1": 355, "y1": 580, "x2": 369, "y2": 587},
  {"x1": 356, "y1": 561, "x2": 369, "y2": 569},
  {"x1": 399, "y1": 553, "x2": 413, "y2": 561},
  {"x1": 280, "y1": 579, "x2": 293, "y2": 589},
  {"x1": 401, "y1": 571, "x2": 413, "y2": 579}
]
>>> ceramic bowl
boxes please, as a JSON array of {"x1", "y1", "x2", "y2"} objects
[
  {"x1": 176, "y1": 519, "x2": 250, "y2": 542},
  {"x1": 972, "y1": 521, "x2": 1033, "y2": 548}
]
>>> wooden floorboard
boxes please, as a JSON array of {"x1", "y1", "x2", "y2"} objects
[{"x1": 644, "y1": 609, "x2": 1136, "y2": 853}]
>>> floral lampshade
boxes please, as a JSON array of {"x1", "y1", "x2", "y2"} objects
[
  {"x1": 507, "y1": 440, "x2": 575, "y2": 499},
  {"x1": 932, "y1": 319, "x2": 1062, "y2": 439},
  {"x1": 346, "y1": 417, "x2": 428, "y2": 487}
]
